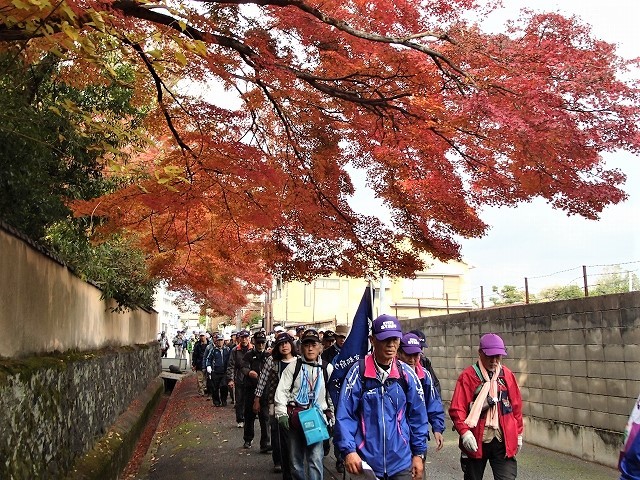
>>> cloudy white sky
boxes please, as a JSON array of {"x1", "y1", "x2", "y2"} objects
[
  {"x1": 458, "y1": 0, "x2": 640, "y2": 301},
  {"x1": 347, "y1": 0, "x2": 639, "y2": 303},
  {"x1": 203, "y1": 0, "x2": 639, "y2": 302}
]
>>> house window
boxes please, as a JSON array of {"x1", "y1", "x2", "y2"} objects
[
  {"x1": 315, "y1": 278, "x2": 340, "y2": 289},
  {"x1": 403, "y1": 277, "x2": 444, "y2": 299}
]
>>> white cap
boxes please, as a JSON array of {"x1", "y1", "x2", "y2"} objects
[{"x1": 274, "y1": 326, "x2": 285, "y2": 333}]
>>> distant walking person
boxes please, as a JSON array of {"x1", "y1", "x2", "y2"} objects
[
  {"x1": 159, "y1": 332, "x2": 169, "y2": 358},
  {"x1": 191, "y1": 332, "x2": 209, "y2": 396},
  {"x1": 449, "y1": 333, "x2": 523, "y2": 480},
  {"x1": 172, "y1": 331, "x2": 184, "y2": 359},
  {"x1": 205, "y1": 334, "x2": 230, "y2": 407},
  {"x1": 227, "y1": 329, "x2": 252, "y2": 427},
  {"x1": 241, "y1": 331, "x2": 271, "y2": 451},
  {"x1": 620, "y1": 392, "x2": 640, "y2": 479}
]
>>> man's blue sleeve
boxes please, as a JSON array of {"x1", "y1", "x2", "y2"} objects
[
  {"x1": 404, "y1": 366, "x2": 428, "y2": 455},
  {"x1": 621, "y1": 431, "x2": 640, "y2": 479},
  {"x1": 424, "y1": 376, "x2": 446, "y2": 434}
]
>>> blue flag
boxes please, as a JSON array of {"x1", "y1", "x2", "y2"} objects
[{"x1": 328, "y1": 286, "x2": 373, "y2": 406}]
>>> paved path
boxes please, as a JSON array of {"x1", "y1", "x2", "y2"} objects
[{"x1": 135, "y1": 375, "x2": 618, "y2": 480}]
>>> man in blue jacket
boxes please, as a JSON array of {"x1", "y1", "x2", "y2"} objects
[
  {"x1": 620, "y1": 392, "x2": 640, "y2": 480},
  {"x1": 334, "y1": 314, "x2": 428, "y2": 480},
  {"x1": 205, "y1": 334, "x2": 230, "y2": 407}
]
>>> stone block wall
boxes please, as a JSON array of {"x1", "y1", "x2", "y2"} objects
[
  {"x1": 402, "y1": 291, "x2": 640, "y2": 468},
  {"x1": 0, "y1": 344, "x2": 160, "y2": 479}
]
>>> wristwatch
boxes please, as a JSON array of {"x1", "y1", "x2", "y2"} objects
[
  {"x1": 413, "y1": 453, "x2": 426, "y2": 461},
  {"x1": 487, "y1": 395, "x2": 499, "y2": 407}
]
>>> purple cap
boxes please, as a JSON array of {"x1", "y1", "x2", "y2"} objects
[
  {"x1": 237, "y1": 329, "x2": 250, "y2": 338},
  {"x1": 479, "y1": 333, "x2": 507, "y2": 356},
  {"x1": 400, "y1": 333, "x2": 423, "y2": 355},
  {"x1": 371, "y1": 314, "x2": 402, "y2": 340}
]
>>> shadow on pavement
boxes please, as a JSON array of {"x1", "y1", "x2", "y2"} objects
[{"x1": 134, "y1": 374, "x2": 342, "y2": 480}]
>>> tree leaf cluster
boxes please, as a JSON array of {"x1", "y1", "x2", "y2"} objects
[{"x1": 1, "y1": 1, "x2": 639, "y2": 314}]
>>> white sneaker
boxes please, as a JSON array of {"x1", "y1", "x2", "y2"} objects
[{"x1": 237, "y1": 422, "x2": 244, "y2": 428}]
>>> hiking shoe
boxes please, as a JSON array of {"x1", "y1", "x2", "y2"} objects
[
  {"x1": 243, "y1": 441, "x2": 252, "y2": 449},
  {"x1": 237, "y1": 422, "x2": 244, "y2": 428},
  {"x1": 260, "y1": 444, "x2": 273, "y2": 453},
  {"x1": 273, "y1": 465, "x2": 282, "y2": 473}
]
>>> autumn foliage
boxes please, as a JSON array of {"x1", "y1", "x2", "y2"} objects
[{"x1": 1, "y1": 0, "x2": 639, "y2": 313}]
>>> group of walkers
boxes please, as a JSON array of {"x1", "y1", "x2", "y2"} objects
[
  {"x1": 188, "y1": 317, "x2": 525, "y2": 480},
  {"x1": 158, "y1": 330, "x2": 194, "y2": 359}
]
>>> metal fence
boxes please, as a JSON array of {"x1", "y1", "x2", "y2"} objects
[{"x1": 463, "y1": 260, "x2": 640, "y2": 308}]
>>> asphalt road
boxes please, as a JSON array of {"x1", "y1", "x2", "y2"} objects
[
  {"x1": 135, "y1": 375, "x2": 619, "y2": 480},
  {"x1": 424, "y1": 419, "x2": 618, "y2": 480}
]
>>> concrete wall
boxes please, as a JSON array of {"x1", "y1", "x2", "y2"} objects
[
  {"x1": 402, "y1": 291, "x2": 640, "y2": 468},
  {"x1": 0, "y1": 225, "x2": 157, "y2": 358}
]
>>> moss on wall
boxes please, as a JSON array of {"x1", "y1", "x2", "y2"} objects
[{"x1": 0, "y1": 343, "x2": 160, "y2": 479}]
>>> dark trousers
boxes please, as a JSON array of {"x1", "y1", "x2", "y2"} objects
[
  {"x1": 234, "y1": 382, "x2": 245, "y2": 422},
  {"x1": 209, "y1": 372, "x2": 228, "y2": 406},
  {"x1": 381, "y1": 467, "x2": 412, "y2": 480},
  {"x1": 460, "y1": 438, "x2": 517, "y2": 480},
  {"x1": 243, "y1": 386, "x2": 269, "y2": 447},
  {"x1": 271, "y1": 415, "x2": 292, "y2": 480}
]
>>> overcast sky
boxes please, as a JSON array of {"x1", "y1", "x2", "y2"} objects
[
  {"x1": 346, "y1": 1, "x2": 639, "y2": 304},
  {"x1": 458, "y1": 0, "x2": 640, "y2": 302}
]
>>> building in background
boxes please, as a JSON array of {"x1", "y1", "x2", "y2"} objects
[
  {"x1": 266, "y1": 255, "x2": 471, "y2": 330},
  {"x1": 153, "y1": 283, "x2": 182, "y2": 335},
  {"x1": 153, "y1": 283, "x2": 204, "y2": 337}
]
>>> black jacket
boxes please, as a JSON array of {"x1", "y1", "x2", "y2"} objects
[
  {"x1": 205, "y1": 345, "x2": 230, "y2": 374},
  {"x1": 192, "y1": 340, "x2": 209, "y2": 371},
  {"x1": 420, "y1": 356, "x2": 441, "y2": 396},
  {"x1": 321, "y1": 344, "x2": 340, "y2": 364},
  {"x1": 241, "y1": 348, "x2": 271, "y2": 389},
  {"x1": 227, "y1": 344, "x2": 251, "y2": 385}
]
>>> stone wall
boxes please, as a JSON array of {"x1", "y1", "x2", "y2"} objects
[
  {"x1": 0, "y1": 344, "x2": 160, "y2": 479},
  {"x1": 402, "y1": 291, "x2": 640, "y2": 468},
  {"x1": 0, "y1": 224, "x2": 161, "y2": 478}
]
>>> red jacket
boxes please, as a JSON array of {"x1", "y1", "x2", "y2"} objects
[{"x1": 449, "y1": 363, "x2": 523, "y2": 459}]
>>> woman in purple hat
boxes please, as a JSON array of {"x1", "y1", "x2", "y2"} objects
[{"x1": 449, "y1": 333, "x2": 523, "y2": 480}]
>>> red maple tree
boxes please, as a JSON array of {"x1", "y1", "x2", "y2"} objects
[{"x1": 2, "y1": 0, "x2": 638, "y2": 313}]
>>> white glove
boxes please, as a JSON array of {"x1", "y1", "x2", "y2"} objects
[
  {"x1": 461, "y1": 431, "x2": 478, "y2": 452},
  {"x1": 517, "y1": 435, "x2": 523, "y2": 454},
  {"x1": 206, "y1": 366, "x2": 212, "y2": 374}
]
